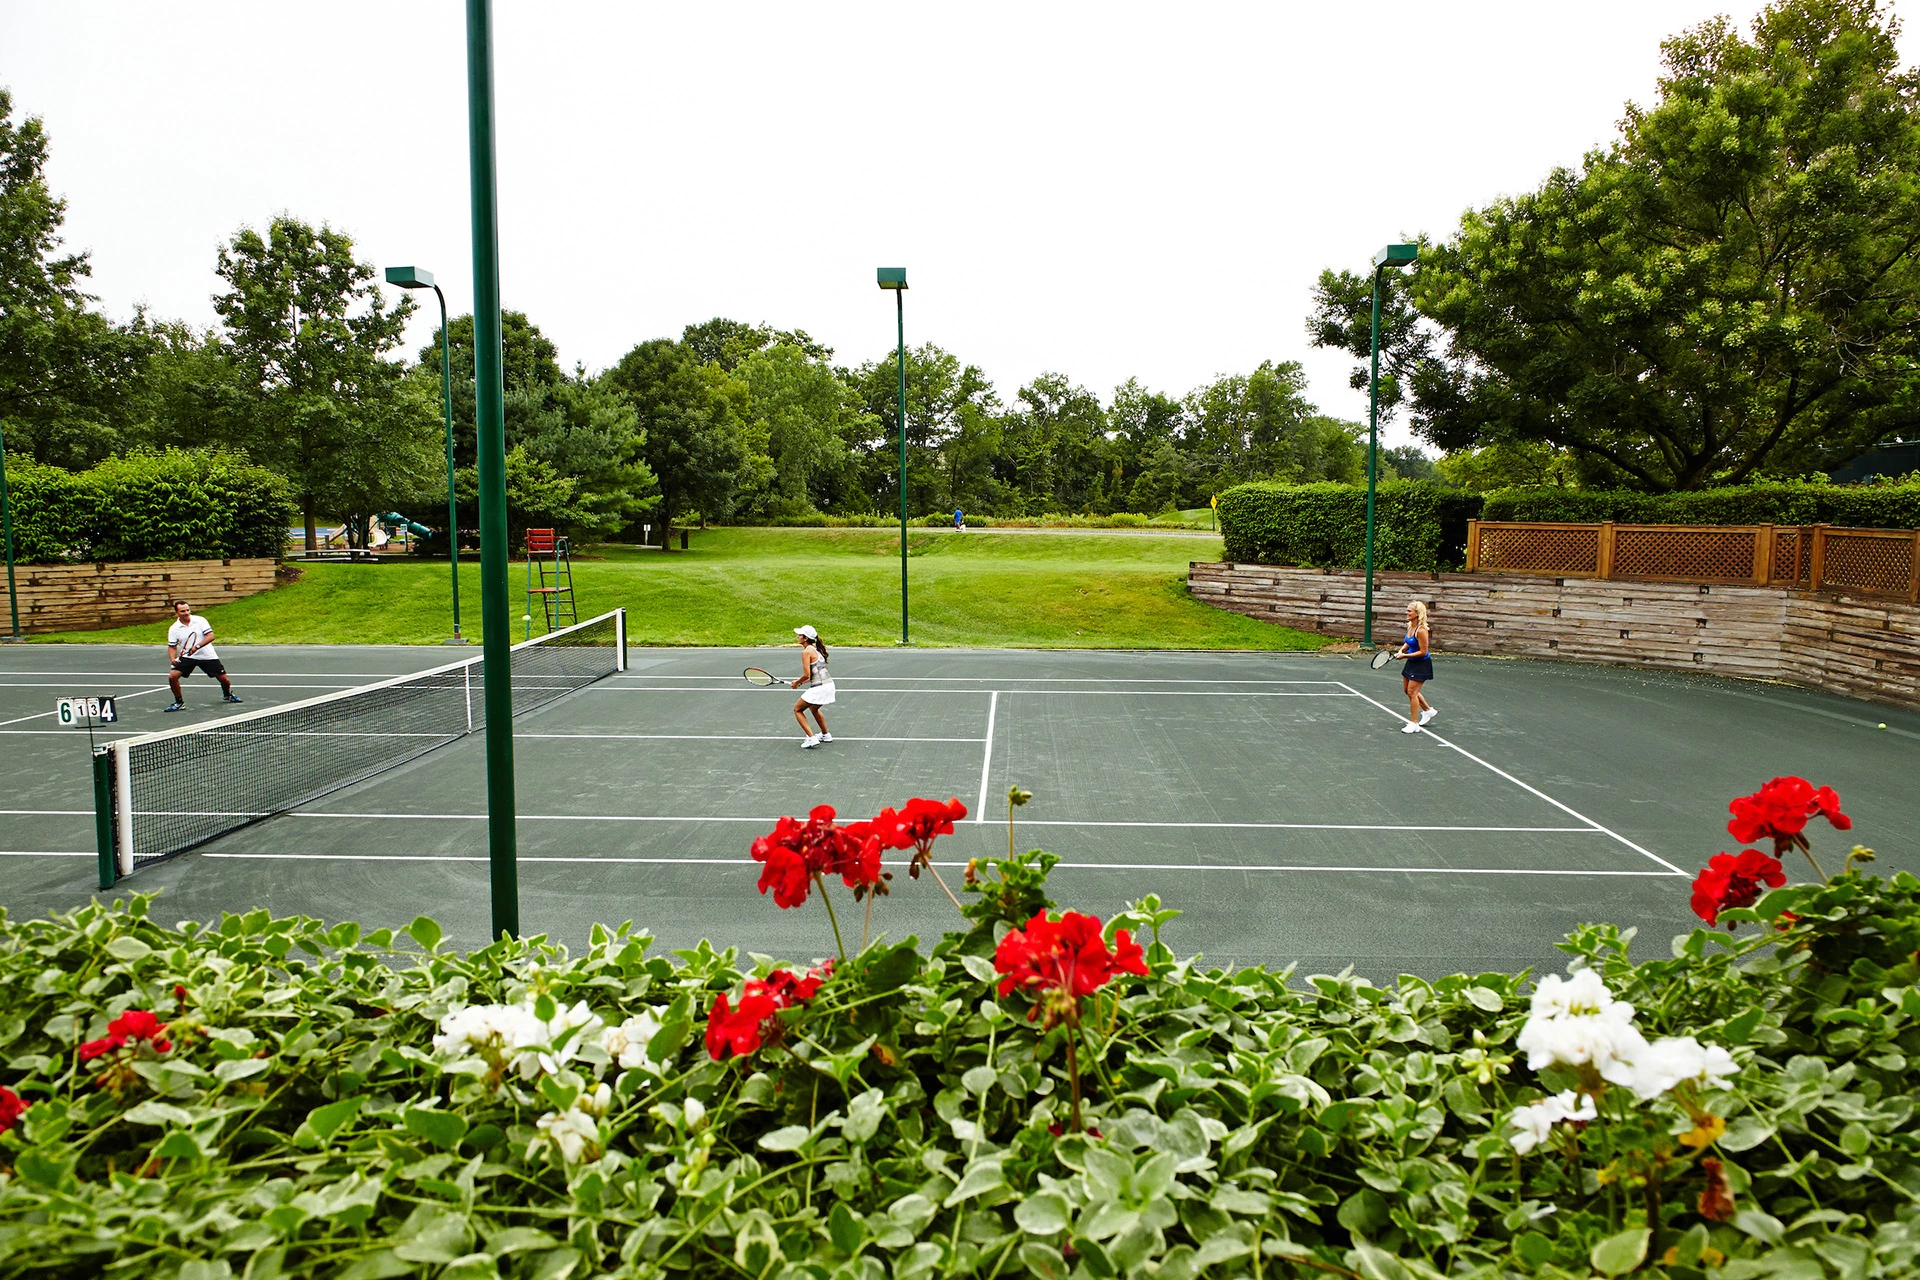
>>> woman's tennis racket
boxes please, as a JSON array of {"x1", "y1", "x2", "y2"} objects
[
  {"x1": 1369, "y1": 649, "x2": 1404, "y2": 670},
  {"x1": 743, "y1": 668, "x2": 787, "y2": 687}
]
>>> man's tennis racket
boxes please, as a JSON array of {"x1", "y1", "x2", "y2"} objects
[
  {"x1": 743, "y1": 667, "x2": 789, "y2": 688},
  {"x1": 1369, "y1": 649, "x2": 1404, "y2": 670}
]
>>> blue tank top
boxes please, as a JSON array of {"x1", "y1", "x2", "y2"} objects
[{"x1": 1405, "y1": 631, "x2": 1425, "y2": 657}]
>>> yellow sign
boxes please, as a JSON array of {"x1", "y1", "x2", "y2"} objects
[{"x1": 1210, "y1": 495, "x2": 1218, "y2": 507}]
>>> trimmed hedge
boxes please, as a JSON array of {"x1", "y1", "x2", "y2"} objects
[
  {"x1": 1, "y1": 449, "x2": 295, "y2": 564},
  {"x1": 1217, "y1": 481, "x2": 1482, "y2": 570},
  {"x1": 1481, "y1": 480, "x2": 1920, "y2": 529}
]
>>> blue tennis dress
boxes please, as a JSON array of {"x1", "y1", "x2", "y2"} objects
[{"x1": 1403, "y1": 633, "x2": 1434, "y2": 683}]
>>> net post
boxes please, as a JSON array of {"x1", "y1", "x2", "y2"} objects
[
  {"x1": 93, "y1": 746, "x2": 116, "y2": 890},
  {"x1": 615, "y1": 607, "x2": 627, "y2": 671},
  {"x1": 112, "y1": 741, "x2": 135, "y2": 877}
]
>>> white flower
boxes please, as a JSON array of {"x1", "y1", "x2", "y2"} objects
[
  {"x1": 1515, "y1": 1001, "x2": 1648, "y2": 1075},
  {"x1": 1613, "y1": 1036, "x2": 1739, "y2": 1100},
  {"x1": 531, "y1": 1082, "x2": 613, "y2": 1165},
  {"x1": 1507, "y1": 1090, "x2": 1597, "y2": 1154},
  {"x1": 433, "y1": 999, "x2": 606, "y2": 1080},
  {"x1": 1528, "y1": 970, "x2": 1628, "y2": 1021},
  {"x1": 601, "y1": 1009, "x2": 667, "y2": 1072}
]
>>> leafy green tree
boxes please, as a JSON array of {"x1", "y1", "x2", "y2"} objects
[
  {"x1": 1314, "y1": 0, "x2": 1920, "y2": 491},
  {"x1": 1106, "y1": 379, "x2": 1188, "y2": 508},
  {"x1": 1002, "y1": 373, "x2": 1112, "y2": 513},
  {"x1": 605, "y1": 339, "x2": 748, "y2": 541},
  {"x1": 735, "y1": 341, "x2": 873, "y2": 518},
  {"x1": 682, "y1": 317, "x2": 831, "y2": 372},
  {"x1": 1436, "y1": 442, "x2": 1578, "y2": 491},
  {"x1": 211, "y1": 216, "x2": 438, "y2": 547},
  {"x1": 1182, "y1": 361, "x2": 1356, "y2": 492},
  {"x1": 1381, "y1": 444, "x2": 1440, "y2": 483},
  {"x1": 1128, "y1": 439, "x2": 1194, "y2": 513},
  {"x1": 0, "y1": 89, "x2": 151, "y2": 467},
  {"x1": 852, "y1": 344, "x2": 1000, "y2": 516}
]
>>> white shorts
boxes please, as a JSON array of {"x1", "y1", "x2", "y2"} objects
[{"x1": 801, "y1": 681, "x2": 836, "y2": 706}]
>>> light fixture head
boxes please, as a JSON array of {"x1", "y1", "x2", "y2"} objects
[
  {"x1": 876, "y1": 267, "x2": 908, "y2": 290},
  {"x1": 1372, "y1": 244, "x2": 1418, "y2": 271},
  {"x1": 384, "y1": 266, "x2": 435, "y2": 289}
]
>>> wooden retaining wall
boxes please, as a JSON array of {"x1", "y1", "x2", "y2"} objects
[
  {"x1": 1188, "y1": 562, "x2": 1920, "y2": 711},
  {"x1": 8, "y1": 558, "x2": 282, "y2": 634}
]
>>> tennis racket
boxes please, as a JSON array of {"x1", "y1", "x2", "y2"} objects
[
  {"x1": 743, "y1": 667, "x2": 790, "y2": 688},
  {"x1": 1369, "y1": 649, "x2": 1404, "y2": 670}
]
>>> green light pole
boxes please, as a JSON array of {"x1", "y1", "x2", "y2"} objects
[
  {"x1": 877, "y1": 267, "x2": 909, "y2": 644},
  {"x1": 466, "y1": 0, "x2": 518, "y2": 939},
  {"x1": 1363, "y1": 243, "x2": 1418, "y2": 649},
  {"x1": 0, "y1": 423, "x2": 19, "y2": 642},
  {"x1": 384, "y1": 266, "x2": 466, "y2": 646}
]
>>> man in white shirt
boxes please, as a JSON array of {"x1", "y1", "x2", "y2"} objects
[{"x1": 164, "y1": 600, "x2": 242, "y2": 713}]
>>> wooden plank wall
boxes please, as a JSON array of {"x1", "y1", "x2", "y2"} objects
[
  {"x1": 10, "y1": 559, "x2": 281, "y2": 634},
  {"x1": 1188, "y1": 562, "x2": 1920, "y2": 711}
]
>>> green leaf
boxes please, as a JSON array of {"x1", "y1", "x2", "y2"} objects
[
  {"x1": 484, "y1": 1227, "x2": 559, "y2": 1256},
  {"x1": 1734, "y1": 1210, "x2": 1785, "y2": 1245},
  {"x1": 299, "y1": 1095, "x2": 366, "y2": 1145},
  {"x1": 105, "y1": 935, "x2": 152, "y2": 961},
  {"x1": 526, "y1": 1248, "x2": 581, "y2": 1280},
  {"x1": 1212, "y1": 1188, "x2": 1270, "y2": 1215},
  {"x1": 758, "y1": 1124, "x2": 812, "y2": 1152},
  {"x1": 1462, "y1": 985, "x2": 1504, "y2": 1012},
  {"x1": 733, "y1": 1212, "x2": 780, "y2": 1274},
  {"x1": 1014, "y1": 1191, "x2": 1072, "y2": 1235},
  {"x1": 1720, "y1": 1115, "x2": 1775, "y2": 1151},
  {"x1": 1349, "y1": 1239, "x2": 1414, "y2": 1280},
  {"x1": 156, "y1": 1128, "x2": 208, "y2": 1160},
  {"x1": 944, "y1": 1155, "x2": 1006, "y2": 1206},
  {"x1": 959, "y1": 953, "x2": 998, "y2": 983},
  {"x1": 828, "y1": 1201, "x2": 865, "y2": 1256},
  {"x1": 1839, "y1": 1121, "x2": 1870, "y2": 1156},
  {"x1": 336, "y1": 1249, "x2": 413, "y2": 1280},
  {"x1": 1337, "y1": 1189, "x2": 1389, "y2": 1234},
  {"x1": 1723, "y1": 1007, "x2": 1765, "y2": 1043},
  {"x1": 214, "y1": 1057, "x2": 272, "y2": 1083},
  {"x1": 1514, "y1": 1231, "x2": 1553, "y2": 1266},
  {"x1": 440, "y1": 1256, "x2": 496, "y2": 1280},
  {"x1": 844, "y1": 1088, "x2": 886, "y2": 1144},
  {"x1": 406, "y1": 1107, "x2": 469, "y2": 1151},
  {"x1": 408, "y1": 916, "x2": 443, "y2": 952},
  {"x1": 961, "y1": 1065, "x2": 996, "y2": 1096},
  {"x1": 1589, "y1": 1227, "x2": 1649, "y2": 1276},
  {"x1": 1671, "y1": 1224, "x2": 1709, "y2": 1268},
  {"x1": 123, "y1": 1100, "x2": 195, "y2": 1126}
]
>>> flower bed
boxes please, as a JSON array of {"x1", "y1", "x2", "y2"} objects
[{"x1": 1, "y1": 783, "x2": 1916, "y2": 1278}]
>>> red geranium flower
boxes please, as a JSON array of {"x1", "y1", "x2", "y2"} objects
[
  {"x1": 0, "y1": 1085, "x2": 27, "y2": 1135},
  {"x1": 705, "y1": 962, "x2": 833, "y2": 1061},
  {"x1": 1690, "y1": 849, "x2": 1787, "y2": 926},
  {"x1": 77, "y1": 1008, "x2": 173, "y2": 1063},
  {"x1": 993, "y1": 910, "x2": 1148, "y2": 1026},
  {"x1": 1727, "y1": 777, "x2": 1851, "y2": 850},
  {"x1": 751, "y1": 806, "x2": 883, "y2": 909}
]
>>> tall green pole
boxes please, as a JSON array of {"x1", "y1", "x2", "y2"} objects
[
  {"x1": 466, "y1": 0, "x2": 517, "y2": 939},
  {"x1": 1362, "y1": 266, "x2": 1383, "y2": 650},
  {"x1": 895, "y1": 288, "x2": 909, "y2": 645},
  {"x1": 0, "y1": 424, "x2": 19, "y2": 642},
  {"x1": 432, "y1": 284, "x2": 464, "y2": 644}
]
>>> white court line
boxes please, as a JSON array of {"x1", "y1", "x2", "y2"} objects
[
  {"x1": 591, "y1": 687, "x2": 1355, "y2": 698},
  {"x1": 0, "y1": 681, "x2": 356, "y2": 689},
  {"x1": 0, "y1": 851, "x2": 94, "y2": 858},
  {"x1": 612, "y1": 676, "x2": 1347, "y2": 685},
  {"x1": 195, "y1": 851, "x2": 1676, "y2": 877},
  {"x1": 1336, "y1": 681, "x2": 1688, "y2": 877},
  {"x1": 518, "y1": 733, "x2": 984, "y2": 743},
  {"x1": 0, "y1": 685, "x2": 171, "y2": 727},
  {"x1": 264, "y1": 812, "x2": 1607, "y2": 833},
  {"x1": 975, "y1": 691, "x2": 999, "y2": 817}
]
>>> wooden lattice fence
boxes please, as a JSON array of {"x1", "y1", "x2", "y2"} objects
[{"x1": 1466, "y1": 522, "x2": 1920, "y2": 600}]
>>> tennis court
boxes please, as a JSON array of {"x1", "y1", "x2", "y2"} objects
[{"x1": 4, "y1": 637, "x2": 1916, "y2": 978}]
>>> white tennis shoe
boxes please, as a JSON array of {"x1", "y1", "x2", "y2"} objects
[
  {"x1": 1401, "y1": 721, "x2": 1422, "y2": 734},
  {"x1": 819, "y1": 733, "x2": 833, "y2": 743},
  {"x1": 801, "y1": 735, "x2": 820, "y2": 749},
  {"x1": 1419, "y1": 708, "x2": 1436, "y2": 725}
]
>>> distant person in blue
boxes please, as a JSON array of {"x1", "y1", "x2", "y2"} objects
[
  {"x1": 953, "y1": 508, "x2": 966, "y2": 531},
  {"x1": 1394, "y1": 599, "x2": 1435, "y2": 734}
]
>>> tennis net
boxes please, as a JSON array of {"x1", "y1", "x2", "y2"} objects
[{"x1": 93, "y1": 608, "x2": 626, "y2": 883}]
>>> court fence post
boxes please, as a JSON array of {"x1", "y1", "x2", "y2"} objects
[
  {"x1": 1751, "y1": 526, "x2": 1772, "y2": 586},
  {"x1": 1597, "y1": 522, "x2": 1615, "y2": 580},
  {"x1": 1465, "y1": 520, "x2": 1479, "y2": 571},
  {"x1": 1809, "y1": 524, "x2": 1829, "y2": 592},
  {"x1": 1908, "y1": 528, "x2": 1920, "y2": 604}
]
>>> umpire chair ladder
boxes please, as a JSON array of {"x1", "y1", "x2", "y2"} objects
[{"x1": 523, "y1": 528, "x2": 578, "y2": 637}]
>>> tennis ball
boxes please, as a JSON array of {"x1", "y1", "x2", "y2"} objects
[{"x1": 1878, "y1": 722, "x2": 1888, "y2": 730}]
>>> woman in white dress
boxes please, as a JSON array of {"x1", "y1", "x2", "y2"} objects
[{"x1": 790, "y1": 624, "x2": 836, "y2": 748}]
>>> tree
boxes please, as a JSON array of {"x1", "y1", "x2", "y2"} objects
[
  {"x1": 1003, "y1": 373, "x2": 1112, "y2": 512},
  {"x1": 1313, "y1": 0, "x2": 1920, "y2": 491},
  {"x1": 683, "y1": 317, "x2": 831, "y2": 371},
  {"x1": 1382, "y1": 444, "x2": 1440, "y2": 483},
  {"x1": 605, "y1": 338, "x2": 748, "y2": 540},
  {"x1": 735, "y1": 341, "x2": 873, "y2": 518},
  {"x1": 1435, "y1": 442, "x2": 1578, "y2": 491},
  {"x1": 852, "y1": 344, "x2": 999, "y2": 516},
  {"x1": 0, "y1": 89, "x2": 151, "y2": 467},
  {"x1": 212, "y1": 216, "x2": 439, "y2": 547},
  {"x1": 1182, "y1": 361, "x2": 1358, "y2": 492}
]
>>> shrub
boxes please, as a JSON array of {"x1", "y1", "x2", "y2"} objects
[
  {"x1": 1482, "y1": 480, "x2": 1920, "y2": 529},
  {"x1": 1, "y1": 781, "x2": 1912, "y2": 1278},
  {"x1": 3, "y1": 449, "x2": 296, "y2": 563},
  {"x1": 1217, "y1": 480, "x2": 1483, "y2": 570},
  {"x1": 0, "y1": 455, "x2": 84, "y2": 564}
]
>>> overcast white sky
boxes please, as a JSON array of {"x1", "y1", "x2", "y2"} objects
[{"x1": 7, "y1": 2, "x2": 1914, "y2": 448}]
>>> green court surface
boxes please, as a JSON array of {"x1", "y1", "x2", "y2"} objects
[{"x1": 4, "y1": 644, "x2": 1915, "y2": 979}]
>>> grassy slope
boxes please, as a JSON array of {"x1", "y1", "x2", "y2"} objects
[{"x1": 36, "y1": 527, "x2": 1315, "y2": 650}]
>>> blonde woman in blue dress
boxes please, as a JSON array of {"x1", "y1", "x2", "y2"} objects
[
  {"x1": 1394, "y1": 600, "x2": 1436, "y2": 734},
  {"x1": 789, "y1": 625, "x2": 836, "y2": 748}
]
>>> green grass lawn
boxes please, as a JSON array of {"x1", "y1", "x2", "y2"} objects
[{"x1": 37, "y1": 527, "x2": 1317, "y2": 650}]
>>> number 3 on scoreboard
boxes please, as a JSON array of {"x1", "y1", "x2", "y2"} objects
[{"x1": 53, "y1": 696, "x2": 118, "y2": 725}]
